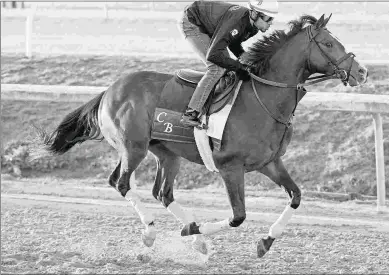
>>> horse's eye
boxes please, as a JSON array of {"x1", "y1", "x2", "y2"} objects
[{"x1": 325, "y1": 42, "x2": 333, "y2": 48}]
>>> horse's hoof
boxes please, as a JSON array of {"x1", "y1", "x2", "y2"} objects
[
  {"x1": 181, "y1": 222, "x2": 201, "y2": 236},
  {"x1": 141, "y1": 234, "x2": 155, "y2": 247},
  {"x1": 256, "y1": 237, "x2": 275, "y2": 258},
  {"x1": 141, "y1": 228, "x2": 156, "y2": 247},
  {"x1": 192, "y1": 239, "x2": 208, "y2": 255}
]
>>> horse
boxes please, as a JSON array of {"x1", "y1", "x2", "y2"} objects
[{"x1": 35, "y1": 14, "x2": 368, "y2": 258}]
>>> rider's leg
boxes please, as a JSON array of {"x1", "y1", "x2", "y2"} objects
[
  {"x1": 178, "y1": 13, "x2": 227, "y2": 126},
  {"x1": 177, "y1": 12, "x2": 209, "y2": 65}
]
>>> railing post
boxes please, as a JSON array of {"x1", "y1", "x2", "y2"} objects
[
  {"x1": 372, "y1": 113, "x2": 386, "y2": 212},
  {"x1": 25, "y1": 3, "x2": 37, "y2": 58},
  {"x1": 103, "y1": 4, "x2": 108, "y2": 19}
]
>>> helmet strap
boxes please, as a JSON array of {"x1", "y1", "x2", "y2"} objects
[{"x1": 249, "y1": 10, "x2": 260, "y2": 22}]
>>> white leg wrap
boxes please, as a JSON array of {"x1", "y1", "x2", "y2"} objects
[
  {"x1": 167, "y1": 201, "x2": 194, "y2": 225},
  {"x1": 167, "y1": 201, "x2": 201, "y2": 244},
  {"x1": 129, "y1": 173, "x2": 137, "y2": 190},
  {"x1": 269, "y1": 205, "x2": 295, "y2": 238},
  {"x1": 199, "y1": 219, "x2": 230, "y2": 235},
  {"x1": 143, "y1": 224, "x2": 156, "y2": 237},
  {"x1": 193, "y1": 234, "x2": 204, "y2": 242},
  {"x1": 125, "y1": 190, "x2": 154, "y2": 225}
]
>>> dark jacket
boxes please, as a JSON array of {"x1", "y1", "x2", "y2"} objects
[{"x1": 185, "y1": 1, "x2": 258, "y2": 71}]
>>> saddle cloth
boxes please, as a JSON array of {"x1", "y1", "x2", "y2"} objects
[{"x1": 151, "y1": 108, "x2": 195, "y2": 144}]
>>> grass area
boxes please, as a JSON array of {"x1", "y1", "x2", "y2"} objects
[{"x1": 1, "y1": 53, "x2": 389, "y2": 196}]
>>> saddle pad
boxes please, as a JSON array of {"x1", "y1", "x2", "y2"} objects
[
  {"x1": 151, "y1": 108, "x2": 195, "y2": 143},
  {"x1": 206, "y1": 80, "x2": 243, "y2": 151},
  {"x1": 193, "y1": 80, "x2": 243, "y2": 172}
]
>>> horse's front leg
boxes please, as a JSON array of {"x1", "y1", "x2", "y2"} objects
[
  {"x1": 181, "y1": 162, "x2": 246, "y2": 236},
  {"x1": 257, "y1": 157, "x2": 301, "y2": 257}
]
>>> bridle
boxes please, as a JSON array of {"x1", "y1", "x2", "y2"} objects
[
  {"x1": 250, "y1": 25, "x2": 356, "y2": 91},
  {"x1": 249, "y1": 24, "x2": 357, "y2": 127},
  {"x1": 306, "y1": 25, "x2": 355, "y2": 86}
]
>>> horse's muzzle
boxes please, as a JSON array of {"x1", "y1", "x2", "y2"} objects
[{"x1": 349, "y1": 63, "x2": 368, "y2": 85}]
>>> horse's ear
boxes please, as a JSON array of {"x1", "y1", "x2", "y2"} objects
[
  {"x1": 323, "y1": 13, "x2": 332, "y2": 27},
  {"x1": 315, "y1": 14, "x2": 325, "y2": 29}
]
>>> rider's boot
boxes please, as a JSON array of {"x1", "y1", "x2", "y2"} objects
[{"x1": 180, "y1": 108, "x2": 201, "y2": 127}]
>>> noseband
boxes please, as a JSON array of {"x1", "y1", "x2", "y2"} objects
[{"x1": 306, "y1": 25, "x2": 355, "y2": 85}]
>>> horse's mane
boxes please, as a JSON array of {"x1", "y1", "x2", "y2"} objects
[{"x1": 240, "y1": 14, "x2": 318, "y2": 76}]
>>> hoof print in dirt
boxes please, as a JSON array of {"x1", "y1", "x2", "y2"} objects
[{"x1": 136, "y1": 253, "x2": 151, "y2": 263}]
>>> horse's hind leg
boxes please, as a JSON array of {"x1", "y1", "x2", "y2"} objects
[
  {"x1": 149, "y1": 142, "x2": 208, "y2": 254},
  {"x1": 109, "y1": 141, "x2": 156, "y2": 247},
  {"x1": 256, "y1": 157, "x2": 301, "y2": 258}
]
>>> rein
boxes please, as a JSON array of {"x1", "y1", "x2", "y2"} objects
[
  {"x1": 250, "y1": 79, "x2": 295, "y2": 127},
  {"x1": 249, "y1": 24, "x2": 356, "y2": 127},
  {"x1": 241, "y1": 17, "x2": 357, "y2": 166},
  {"x1": 250, "y1": 72, "x2": 337, "y2": 91},
  {"x1": 249, "y1": 25, "x2": 356, "y2": 92}
]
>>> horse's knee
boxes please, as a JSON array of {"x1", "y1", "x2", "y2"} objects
[
  {"x1": 151, "y1": 168, "x2": 162, "y2": 201},
  {"x1": 108, "y1": 175, "x2": 116, "y2": 189},
  {"x1": 157, "y1": 190, "x2": 174, "y2": 208},
  {"x1": 108, "y1": 160, "x2": 134, "y2": 197},
  {"x1": 116, "y1": 171, "x2": 132, "y2": 197},
  {"x1": 290, "y1": 189, "x2": 301, "y2": 209},
  {"x1": 118, "y1": 185, "x2": 130, "y2": 197},
  {"x1": 290, "y1": 201, "x2": 300, "y2": 209},
  {"x1": 152, "y1": 188, "x2": 174, "y2": 207},
  {"x1": 108, "y1": 161, "x2": 121, "y2": 188},
  {"x1": 152, "y1": 187, "x2": 159, "y2": 201},
  {"x1": 229, "y1": 213, "x2": 246, "y2": 227},
  {"x1": 152, "y1": 168, "x2": 174, "y2": 207}
]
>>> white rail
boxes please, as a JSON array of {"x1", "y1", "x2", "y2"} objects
[
  {"x1": 2, "y1": 84, "x2": 104, "y2": 102},
  {"x1": 1, "y1": 83, "x2": 387, "y2": 211}
]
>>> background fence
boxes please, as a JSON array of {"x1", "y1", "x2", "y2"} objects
[{"x1": 2, "y1": 2, "x2": 389, "y2": 61}]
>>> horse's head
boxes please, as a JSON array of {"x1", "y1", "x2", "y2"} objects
[
  {"x1": 306, "y1": 14, "x2": 368, "y2": 86},
  {"x1": 241, "y1": 14, "x2": 368, "y2": 87}
]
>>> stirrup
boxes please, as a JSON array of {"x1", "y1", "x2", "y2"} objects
[
  {"x1": 195, "y1": 117, "x2": 208, "y2": 130},
  {"x1": 181, "y1": 116, "x2": 201, "y2": 128}
]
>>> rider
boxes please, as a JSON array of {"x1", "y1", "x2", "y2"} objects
[{"x1": 178, "y1": 0, "x2": 279, "y2": 127}]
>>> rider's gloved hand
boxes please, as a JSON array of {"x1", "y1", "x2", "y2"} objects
[{"x1": 235, "y1": 64, "x2": 253, "y2": 81}]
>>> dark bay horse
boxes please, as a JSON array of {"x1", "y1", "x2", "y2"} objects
[{"x1": 36, "y1": 14, "x2": 368, "y2": 257}]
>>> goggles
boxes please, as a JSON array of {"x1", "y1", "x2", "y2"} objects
[{"x1": 258, "y1": 12, "x2": 274, "y2": 23}]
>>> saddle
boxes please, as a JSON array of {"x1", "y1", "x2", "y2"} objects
[{"x1": 174, "y1": 69, "x2": 239, "y2": 115}]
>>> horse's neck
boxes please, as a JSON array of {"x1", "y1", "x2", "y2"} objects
[{"x1": 259, "y1": 39, "x2": 308, "y2": 118}]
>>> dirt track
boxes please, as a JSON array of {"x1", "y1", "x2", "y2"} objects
[
  {"x1": 2, "y1": 178, "x2": 389, "y2": 274},
  {"x1": 2, "y1": 193, "x2": 389, "y2": 231}
]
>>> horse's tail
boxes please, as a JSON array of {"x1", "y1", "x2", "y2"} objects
[{"x1": 33, "y1": 91, "x2": 105, "y2": 157}]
